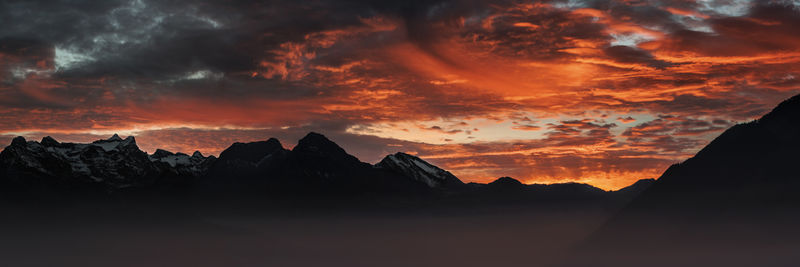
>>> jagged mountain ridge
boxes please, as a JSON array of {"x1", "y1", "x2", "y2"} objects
[
  {"x1": 0, "y1": 135, "x2": 215, "y2": 193},
  {"x1": 200, "y1": 132, "x2": 430, "y2": 193},
  {"x1": 0, "y1": 131, "x2": 652, "y2": 199}
]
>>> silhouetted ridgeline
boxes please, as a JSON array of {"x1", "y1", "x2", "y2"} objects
[
  {"x1": 564, "y1": 93, "x2": 800, "y2": 267},
  {"x1": 0, "y1": 131, "x2": 651, "y2": 206},
  {"x1": 624, "y1": 93, "x2": 800, "y2": 210}
]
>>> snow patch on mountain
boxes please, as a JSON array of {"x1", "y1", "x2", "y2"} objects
[
  {"x1": 148, "y1": 149, "x2": 213, "y2": 176},
  {"x1": 376, "y1": 152, "x2": 463, "y2": 188},
  {"x1": 0, "y1": 135, "x2": 214, "y2": 190},
  {"x1": 90, "y1": 135, "x2": 136, "y2": 152}
]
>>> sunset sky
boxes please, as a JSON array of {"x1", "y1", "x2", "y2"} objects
[{"x1": 1, "y1": 0, "x2": 799, "y2": 189}]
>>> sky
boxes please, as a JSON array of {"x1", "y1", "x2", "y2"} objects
[{"x1": 1, "y1": 0, "x2": 799, "y2": 190}]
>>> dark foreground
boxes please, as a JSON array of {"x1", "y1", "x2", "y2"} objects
[
  {"x1": 566, "y1": 209, "x2": 800, "y2": 267},
  {"x1": 1, "y1": 197, "x2": 613, "y2": 267},
  {"x1": 3, "y1": 196, "x2": 800, "y2": 267}
]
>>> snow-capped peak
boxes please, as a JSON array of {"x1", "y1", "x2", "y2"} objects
[
  {"x1": 376, "y1": 152, "x2": 463, "y2": 188},
  {"x1": 147, "y1": 148, "x2": 213, "y2": 173},
  {"x1": 90, "y1": 135, "x2": 137, "y2": 152},
  {"x1": 0, "y1": 135, "x2": 214, "y2": 190}
]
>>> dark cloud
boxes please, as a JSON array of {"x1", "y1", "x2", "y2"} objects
[
  {"x1": 621, "y1": 115, "x2": 731, "y2": 153},
  {"x1": 603, "y1": 45, "x2": 675, "y2": 69}
]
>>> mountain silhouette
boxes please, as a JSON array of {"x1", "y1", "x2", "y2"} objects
[
  {"x1": 569, "y1": 93, "x2": 800, "y2": 267},
  {"x1": 201, "y1": 138, "x2": 288, "y2": 191},
  {"x1": 0, "y1": 135, "x2": 204, "y2": 195},
  {"x1": 487, "y1": 176, "x2": 525, "y2": 189},
  {"x1": 630, "y1": 93, "x2": 800, "y2": 210},
  {"x1": 451, "y1": 176, "x2": 618, "y2": 206},
  {"x1": 376, "y1": 152, "x2": 465, "y2": 188},
  {"x1": 610, "y1": 178, "x2": 654, "y2": 196},
  {"x1": 0, "y1": 132, "x2": 651, "y2": 203},
  {"x1": 276, "y1": 132, "x2": 377, "y2": 189},
  {"x1": 218, "y1": 138, "x2": 285, "y2": 164}
]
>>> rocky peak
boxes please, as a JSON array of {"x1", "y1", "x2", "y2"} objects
[
  {"x1": 288, "y1": 133, "x2": 367, "y2": 171},
  {"x1": 152, "y1": 149, "x2": 174, "y2": 158},
  {"x1": 376, "y1": 152, "x2": 464, "y2": 188},
  {"x1": 10, "y1": 136, "x2": 27, "y2": 147},
  {"x1": 218, "y1": 138, "x2": 285, "y2": 164},
  {"x1": 121, "y1": 136, "x2": 137, "y2": 147},
  {"x1": 41, "y1": 136, "x2": 59, "y2": 146},
  {"x1": 90, "y1": 135, "x2": 138, "y2": 152},
  {"x1": 108, "y1": 134, "x2": 123, "y2": 141},
  {"x1": 489, "y1": 177, "x2": 524, "y2": 187},
  {"x1": 293, "y1": 132, "x2": 348, "y2": 156}
]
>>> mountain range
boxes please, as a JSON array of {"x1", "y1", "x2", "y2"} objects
[{"x1": 0, "y1": 130, "x2": 651, "y2": 202}]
